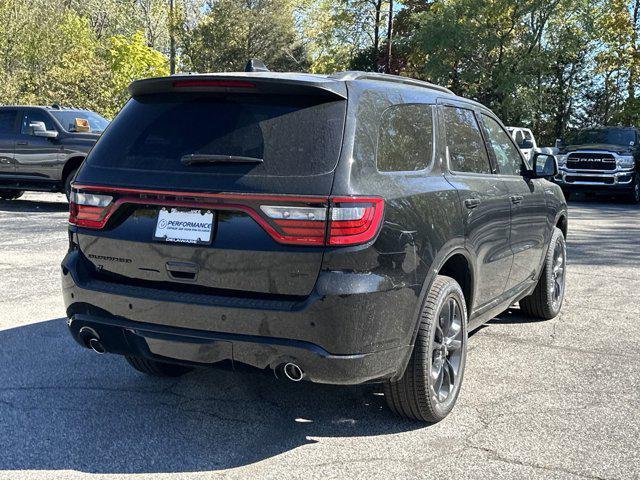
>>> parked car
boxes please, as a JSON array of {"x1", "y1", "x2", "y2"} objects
[
  {"x1": 61, "y1": 68, "x2": 568, "y2": 422},
  {"x1": 555, "y1": 126, "x2": 640, "y2": 203},
  {"x1": 0, "y1": 105, "x2": 109, "y2": 200}
]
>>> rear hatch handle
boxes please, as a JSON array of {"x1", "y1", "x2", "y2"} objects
[{"x1": 165, "y1": 261, "x2": 199, "y2": 282}]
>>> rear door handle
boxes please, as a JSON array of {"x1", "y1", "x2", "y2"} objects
[
  {"x1": 16, "y1": 141, "x2": 28, "y2": 145},
  {"x1": 510, "y1": 195, "x2": 524, "y2": 205},
  {"x1": 464, "y1": 198, "x2": 481, "y2": 209}
]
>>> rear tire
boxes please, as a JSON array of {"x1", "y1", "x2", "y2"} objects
[
  {"x1": 520, "y1": 227, "x2": 566, "y2": 319},
  {"x1": 0, "y1": 189, "x2": 24, "y2": 200},
  {"x1": 384, "y1": 275, "x2": 468, "y2": 423},
  {"x1": 125, "y1": 356, "x2": 194, "y2": 377}
]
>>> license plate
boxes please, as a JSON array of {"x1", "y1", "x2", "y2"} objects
[{"x1": 153, "y1": 208, "x2": 214, "y2": 245}]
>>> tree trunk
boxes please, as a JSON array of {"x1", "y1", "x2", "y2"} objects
[
  {"x1": 373, "y1": 0, "x2": 382, "y2": 70},
  {"x1": 169, "y1": 0, "x2": 176, "y2": 74},
  {"x1": 385, "y1": 0, "x2": 393, "y2": 73}
]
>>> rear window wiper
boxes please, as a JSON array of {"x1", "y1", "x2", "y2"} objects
[{"x1": 180, "y1": 154, "x2": 264, "y2": 165}]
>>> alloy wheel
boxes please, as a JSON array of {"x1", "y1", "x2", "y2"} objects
[
  {"x1": 431, "y1": 297, "x2": 464, "y2": 403},
  {"x1": 550, "y1": 241, "x2": 566, "y2": 308}
]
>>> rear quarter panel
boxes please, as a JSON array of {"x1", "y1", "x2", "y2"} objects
[{"x1": 325, "y1": 81, "x2": 465, "y2": 351}]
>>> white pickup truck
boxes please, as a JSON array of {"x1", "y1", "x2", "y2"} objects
[{"x1": 507, "y1": 127, "x2": 538, "y2": 161}]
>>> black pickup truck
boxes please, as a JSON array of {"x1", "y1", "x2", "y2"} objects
[
  {"x1": 555, "y1": 126, "x2": 640, "y2": 203},
  {"x1": 0, "y1": 105, "x2": 109, "y2": 200}
]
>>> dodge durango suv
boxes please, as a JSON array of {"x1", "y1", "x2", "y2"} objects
[{"x1": 61, "y1": 69, "x2": 568, "y2": 422}]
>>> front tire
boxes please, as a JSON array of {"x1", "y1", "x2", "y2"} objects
[
  {"x1": 0, "y1": 189, "x2": 24, "y2": 200},
  {"x1": 628, "y1": 173, "x2": 640, "y2": 204},
  {"x1": 384, "y1": 275, "x2": 468, "y2": 423},
  {"x1": 125, "y1": 356, "x2": 194, "y2": 377},
  {"x1": 520, "y1": 227, "x2": 566, "y2": 319}
]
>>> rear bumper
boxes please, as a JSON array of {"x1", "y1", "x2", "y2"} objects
[{"x1": 61, "y1": 250, "x2": 416, "y2": 384}]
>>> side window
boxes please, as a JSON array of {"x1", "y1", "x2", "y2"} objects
[
  {"x1": 0, "y1": 110, "x2": 17, "y2": 134},
  {"x1": 443, "y1": 106, "x2": 491, "y2": 174},
  {"x1": 481, "y1": 114, "x2": 523, "y2": 176},
  {"x1": 20, "y1": 110, "x2": 55, "y2": 135},
  {"x1": 377, "y1": 104, "x2": 434, "y2": 172}
]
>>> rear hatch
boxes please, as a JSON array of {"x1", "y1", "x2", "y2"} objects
[{"x1": 71, "y1": 75, "x2": 348, "y2": 297}]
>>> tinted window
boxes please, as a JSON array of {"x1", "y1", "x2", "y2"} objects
[
  {"x1": 377, "y1": 104, "x2": 434, "y2": 172},
  {"x1": 21, "y1": 110, "x2": 55, "y2": 135},
  {"x1": 0, "y1": 110, "x2": 17, "y2": 134},
  {"x1": 569, "y1": 128, "x2": 636, "y2": 147},
  {"x1": 443, "y1": 107, "x2": 491, "y2": 174},
  {"x1": 86, "y1": 93, "x2": 346, "y2": 177},
  {"x1": 50, "y1": 110, "x2": 110, "y2": 133},
  {"x1": 481, "y1": 115, "x2": 523, "y2": 176}
]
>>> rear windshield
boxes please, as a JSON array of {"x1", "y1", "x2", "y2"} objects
[
  {"x1": 568, "y1": 128, "x2": 636, "y2": 147},
  {"x1": 50, "y1": 110, "x2": 110, "y2": 133},
  {"x1": 85, "y1": 93, "x2": 346, "y2": 177}
]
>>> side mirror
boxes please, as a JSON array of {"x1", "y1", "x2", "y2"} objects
[
  {"x1": 520, "y1": 139, "x2": 534, "y2": 149},
  {"x1": 531, "y1": 153, "x2": 558, "y2": 179},
  {"x1": 30, "y1": 121, "x2": 58, "y2": 138}
]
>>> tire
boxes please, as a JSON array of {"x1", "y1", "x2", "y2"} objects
[
  {"x1": 0, "y1": 189, "x2": 24, "y2": 200},
  {"x1": 64, "y1": 168, "x2": 78, "y2": 201},
  {"x1": 520, "y1": 227, "x2": 566, "y2": 319},
  {"x1": 384, "y1": 275, "x2": 468, "y2": 423},
  {"x1": 628, "y1": 173, "x2": 640, "y2": 204},
  {"x1": 125, "y1": 356, "x2": 194, "y2": 377}
]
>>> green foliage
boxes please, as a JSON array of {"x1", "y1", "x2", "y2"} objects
[
  {"x1": 0, "y1": 0, "x2": 637, "y2": 141},
  {"x1": 107, "y1": 31, "x2": 169, "y2": 114},
  {"x1": 180, "y1": 0, "x2": 309, "y2": 73}
]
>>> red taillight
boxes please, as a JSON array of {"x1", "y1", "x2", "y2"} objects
[
  {"x1": 69, "y1": 191, "x2": 114, "y2": 229},
  {"x1": 328, "y1": 197, "x2": 385, "y2": 245},
  {"x1": 173, "y1": 80, "x2": 256, "y2": 89},
  {"x1": 69, "y1": 186, "x2": 384, "y2": 246}
]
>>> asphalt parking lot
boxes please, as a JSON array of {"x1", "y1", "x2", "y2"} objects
[{"x1": 0, "y1": 192, "x2": 638, "y2": 480}]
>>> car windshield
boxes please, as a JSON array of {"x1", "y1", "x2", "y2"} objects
[
  {"x1": 568, "y1": 128, "x2": 636, "y2": 147},
  {"x1": 50, "y1": 110, "x2": 110, "y2": 133}
]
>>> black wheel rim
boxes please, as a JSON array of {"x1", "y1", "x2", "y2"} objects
[
  {"x1": 431, "y1": 297, "x2": 463, "y2": 403},
  {"x1": 550, "y1": 240, "x2": 566, "y2": 307},
  {"x1": 634, "y1": 176, "x2": 640, "y2": 202}
]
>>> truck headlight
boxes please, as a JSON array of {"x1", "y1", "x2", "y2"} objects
[
  {"x1": 557, "y1": 155, "x2": 567, "y2": 167},
  {"x1": 618, "y1": 156, "x2": 634, "y2": 168}
]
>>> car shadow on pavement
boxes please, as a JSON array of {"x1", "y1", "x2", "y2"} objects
[
  {"x1": 0, "y1": 198, "x2": 68, "y2": 213},
  {"x1": 0, "y1": 318, "x2": 421, "y2": 474}
]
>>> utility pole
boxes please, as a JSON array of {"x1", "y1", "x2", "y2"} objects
[{"x1": 169, "y1": 0, "x2": 176, "y2": 74}]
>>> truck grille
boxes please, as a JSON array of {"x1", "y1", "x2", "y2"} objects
[{"x1": 567, "y1": 153, "x2": 616, "y2": 171}]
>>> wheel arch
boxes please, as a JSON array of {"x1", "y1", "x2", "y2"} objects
[
  {"x1": 555, "y1": 212, "x2": 568, "y2": 238},
  {"x1": 394, "y1": 243, "x2": 475, "y2": 381},
  {"x1": 61, "y1": 156, "x2": 85, "y2": 184}
]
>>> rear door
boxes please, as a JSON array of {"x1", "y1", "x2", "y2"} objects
[
  {"x1": 73, "y1": 88, "x2": 348, "y2": 297},
  {"x1": 14, "y1": 108, "x2": 61, "y2": 180},
  {"x1": 440, "y1": 104, "x2": 513, "y2": 310},
  {"x1": 0, "y1": 109, "x2": 18, "y2": 176},
  {"x1": 478, "y1": 113, "x2": 548, "y2": 292}
]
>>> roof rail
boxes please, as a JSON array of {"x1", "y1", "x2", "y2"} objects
[{"x1": 329, "y1": 71, "x2": 454, "y2": 95}]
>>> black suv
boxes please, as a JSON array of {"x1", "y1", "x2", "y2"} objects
[
  {"x1": 555, "y1": 126, "x2": 640, "y2": 203},
  {"x1": 61, "y1": 71, "x2": 568, "y2": 422},
  {"x1": 0, "y1": 105, "x2": 109, "y2": 200}
]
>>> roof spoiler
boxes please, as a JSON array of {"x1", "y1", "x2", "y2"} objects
[{"x1": 129, "y1": 74, "x2": 347, "y2": 99}]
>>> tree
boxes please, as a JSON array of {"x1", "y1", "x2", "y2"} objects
[{"x1": 180, "y1": 0, "x2": 309, "y2": 73}]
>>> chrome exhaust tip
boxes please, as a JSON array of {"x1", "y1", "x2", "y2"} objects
[
  {"x1": 282, "y1": 362, "x2": 304, "y2": 382},
  {"x1": 88, "y1": 337, "x2": 106, "y2": 355}
]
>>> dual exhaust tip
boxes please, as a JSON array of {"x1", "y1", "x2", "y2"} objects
[
  {"x1": 278, "y1": 362, "x2": 305, "y2": 382},
  {"x1": 78, "y1": 326, "x2": 306, "y2": 381},
  {"x1": 79, "y1": 327, "x2": 106, "y2": 355}
]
